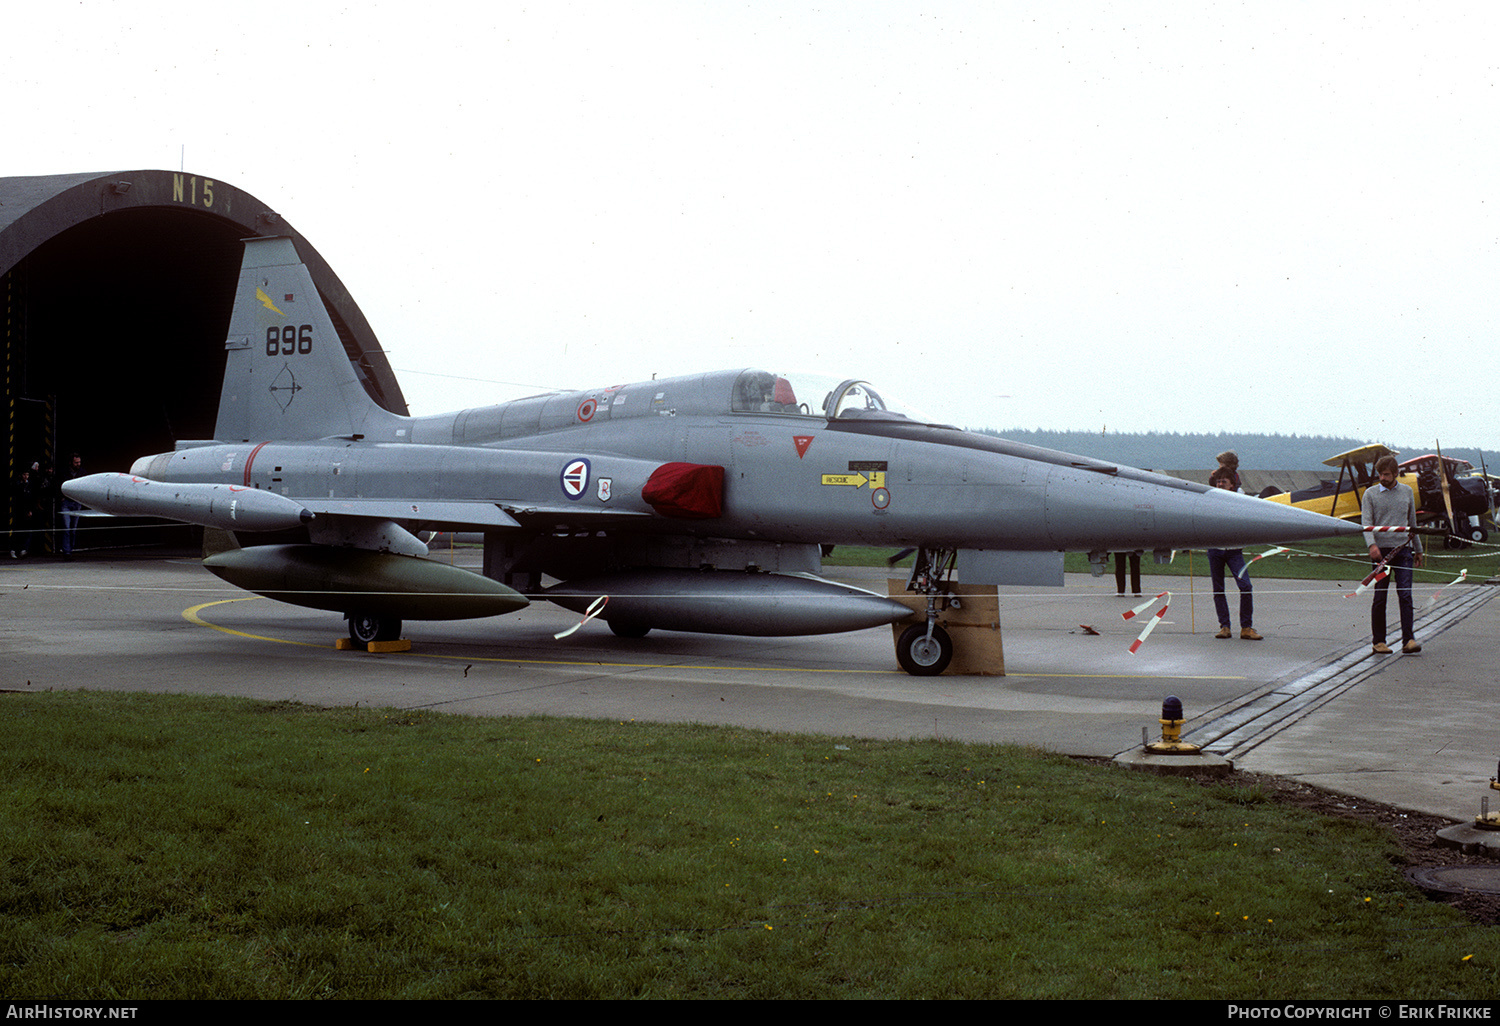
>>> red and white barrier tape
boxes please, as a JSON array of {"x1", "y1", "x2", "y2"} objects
[
  {"x1": 1126, "y1": 591, "x2": 1172, "y2": 654},
  {"x1": 1122, "y1": 591, "x2": 1168, "y2": 621},
  {"x1": 1346, "y1": 544, "x2": 1410, "y2": 597},
  {"x1": 1238, "y1": 546, "x2": 1289, "y2": 581},
  {"x1": 1346, "y1": 567, "x2": 1387, "y2": 597},
  {"x1": 1426, "y1": 569, "x2": 1468, "y2": 608},
  {"x1": 554, "y1": 596, "x2": 609, "y2": 639}
]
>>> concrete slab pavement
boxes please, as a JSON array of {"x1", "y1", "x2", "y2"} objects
[{"x1": 3, "y1": 552, "x2": 1495, "y2": 821}]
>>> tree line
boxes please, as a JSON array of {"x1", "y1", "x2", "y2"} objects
[{"x1": 972, "y1": 428, "x2": 1495, "y2": 473}]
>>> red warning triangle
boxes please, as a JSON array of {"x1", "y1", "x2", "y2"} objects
[{"x1": 792, "y1": 435, "x2": 814, "y2": 459}]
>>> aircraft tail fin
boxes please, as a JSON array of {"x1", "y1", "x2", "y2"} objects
[{"x1": 214, "y1": 237, "x2": 402, "y2": 442}]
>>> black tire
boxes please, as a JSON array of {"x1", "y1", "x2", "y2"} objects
[
  {"x1": 349, "y1": 613, "x2": 402, "y2": 644},
  {"x1": 608, "y1": 620, "x2": 651, "y2": 638},
  {"x1": 896, "y1": 624, "x2": 953, "y2": 676}
]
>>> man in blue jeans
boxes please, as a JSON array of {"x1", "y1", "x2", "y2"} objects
[
  {"x1": 1362, "y1": 454, "x2": 1424, "y2": 655},
  {"x1": 1207, "y1": 468, "x2": 1261, "y2": 640},
  {"x1": 58, "y1": 453, "x2": 83, "y2": 558}
]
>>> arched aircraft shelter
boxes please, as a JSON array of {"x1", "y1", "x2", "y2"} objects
[{"x1": 1, "y1": 170, "x2": 405, "y2": 549}]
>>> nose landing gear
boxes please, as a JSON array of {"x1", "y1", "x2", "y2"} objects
[{"x1": 898, "y1": 546, "x2": 960, "y2": 676}]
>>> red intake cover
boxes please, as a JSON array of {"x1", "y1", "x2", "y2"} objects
[{"x1": 642, "y1": 462, "x2": 725, "y2": 519}]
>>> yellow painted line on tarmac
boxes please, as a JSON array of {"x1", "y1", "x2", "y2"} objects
[
  {"x1": 180, "y1": 599, "x2": 897, "y2": 672},
  {"x1": 182, "y1": 598, "x2": 329, "y2": 648},
  {"x1": 178, "y1": 600, "x2": 1245, "y2": 680}
]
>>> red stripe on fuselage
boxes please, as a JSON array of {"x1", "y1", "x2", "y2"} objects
[{"x1": 243, "y1": 442, "x2": 270, "y2": 487}]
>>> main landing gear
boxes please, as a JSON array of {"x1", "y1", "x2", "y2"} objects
[
  {"x1": 895, "y1": 546, "x2": 959, "y2": 676},
  {"x1": 348, "y1": 612, "x2": 403, "y2": 645},
  {"x1": 1438, "y1": 516, "x2": 1486, "y2": 549}
]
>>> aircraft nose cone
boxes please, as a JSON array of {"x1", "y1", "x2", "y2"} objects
[{"x1": 1192, "y1": 488, "x2": 1364, "y2": 548}]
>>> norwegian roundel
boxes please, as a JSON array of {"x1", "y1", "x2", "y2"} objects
[{"x1": 560, "y1": 458, "x2": 591, "y2": 500}]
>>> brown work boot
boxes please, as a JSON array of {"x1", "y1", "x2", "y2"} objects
[
  {"x1": 1372, "y1": 642, "x2": 1392, "y2": 654},
  {"x1": 1403, "y1": 640, "x2": 1422, "y2": 655},
  {"x1": 1240, "y1": 628, "x2": 1263, "y2": 641},
  {"x1": 1215, "y1": 627, "x2": 1231, "y2": 639}
]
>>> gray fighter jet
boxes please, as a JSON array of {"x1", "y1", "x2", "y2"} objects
[{"x1": 65, "y1": 237, "x2": 1361, "y2": 674}]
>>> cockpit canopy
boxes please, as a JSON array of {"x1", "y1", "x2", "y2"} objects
[{"x1": 731, "y1": 370, "x2": 938, "y2": 423}]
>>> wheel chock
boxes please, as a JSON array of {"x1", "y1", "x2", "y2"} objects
[
  {"x1": 335, "y1": 637, "x2": 412, "y2": 653},
  {"x1": 367, "y1": 639, "x2": 411, "y2": 653}
]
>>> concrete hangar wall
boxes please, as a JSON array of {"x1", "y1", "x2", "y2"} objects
[{"x1": 1, "y1": 169, "x2": 406, "y2": 546}]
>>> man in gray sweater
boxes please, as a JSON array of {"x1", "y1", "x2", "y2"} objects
[{"x1": 1361, "y1": 455, "x2": 1424, "y2": 655}]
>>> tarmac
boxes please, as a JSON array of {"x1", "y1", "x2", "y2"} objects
[{"x1": 2, "y1": 547, "x2": 1497, "y2": 823}]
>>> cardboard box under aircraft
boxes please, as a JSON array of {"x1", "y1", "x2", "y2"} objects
[{"x1": 887, "y1": 580, "x2": 1005, "y2": 676}]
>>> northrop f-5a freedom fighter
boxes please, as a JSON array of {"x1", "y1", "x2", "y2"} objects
[{"x1": 65, "y1": 237, "x2": 1361, "y2": 673}]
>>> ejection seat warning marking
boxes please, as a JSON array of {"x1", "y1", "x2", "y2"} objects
[
  {"x1": 561, "y1": 458, "x2": 591, "y2": 499},
  {"x1": 822, "y1": 461, "x2": 887, "y2": 490}
]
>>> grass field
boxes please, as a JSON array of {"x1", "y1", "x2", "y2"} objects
[{"x1": 1, "y1": 691, "x2": 1496, "y2": 999}]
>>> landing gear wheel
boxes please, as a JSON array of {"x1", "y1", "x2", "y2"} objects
[
  {"x1": 897, "y1": 624, "x2": 953, "y2": 676},
  {"x1": 608, "y1": 620, "x2": 651, "y2": 638},
  {"x1": 348, "y1": 613, "x2": 402, "y2": 645}
]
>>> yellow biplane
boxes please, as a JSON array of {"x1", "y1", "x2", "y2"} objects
[{"x1": 1262, "y1": 444, "x2": 1492, "y2": 547}]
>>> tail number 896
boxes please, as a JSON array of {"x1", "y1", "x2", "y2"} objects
[{"x1": 266, "y1": 325, "x2": 314, "y2": 356}]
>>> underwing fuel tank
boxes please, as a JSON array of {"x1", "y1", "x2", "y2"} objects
[
  {"x1": 544, "y1": 569, "x2": 915, "y2": 637},
  {"x1": 61, "y1": 473, "x2": 313, "y2": 533},
  {"x1": 202, "y1": 545, "x2": 529, "y2": 620}
]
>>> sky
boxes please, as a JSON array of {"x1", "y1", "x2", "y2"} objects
[{"x1": 6, "y1": 2, "x2": 1499, "y2": 450}]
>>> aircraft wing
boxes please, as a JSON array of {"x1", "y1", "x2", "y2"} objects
[{"x1": 1323, "y1": 444, "x2": 1395, "y2": 467}]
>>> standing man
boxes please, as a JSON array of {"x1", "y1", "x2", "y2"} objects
[
  {"x1": 11, "y1": 464, "x2": 40, "y2": 558},
  {"x1": 1113, "y1": 550, "x2": 1142, "y2": 597},
  {"x1": 1207, "y1": 468, "x2": 1261, "y2": 640},
  {"x1": 57, "y1": 453, "x2": 83, "y2": 559},
  {"x1": 1362, "y1": 454, "x2": 1423, "y2": 655}
]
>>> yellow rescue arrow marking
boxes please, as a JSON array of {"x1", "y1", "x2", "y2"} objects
[{"x1": 821, "y1": 471, "x2": 885, "y2": 489}]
